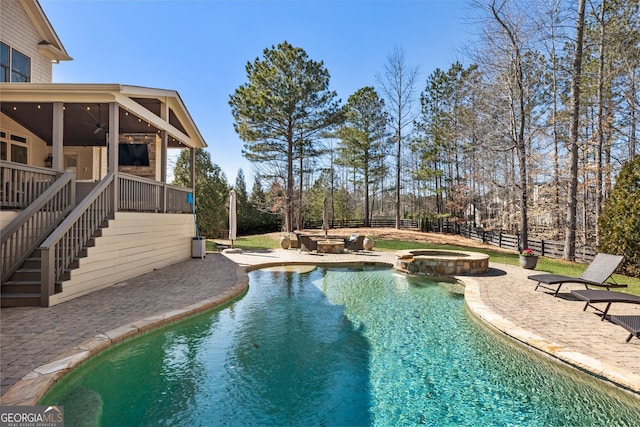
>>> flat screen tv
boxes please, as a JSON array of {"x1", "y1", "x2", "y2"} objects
[{"x1": 119, "y1": 143, "x2": 150, "y2": 166}]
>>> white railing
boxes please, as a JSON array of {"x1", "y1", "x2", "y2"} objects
[
  {"x1": 118, "y1": 173, "x2": 192, "y2": 213},
  {"x1": 37, "y1": 172, "x2": 193, "y2": 306},
  {"x1": 1, "y1": 173, "x2": 75, "y2": 283},
  {"x1": 40, "y1": 173, "x2": 115, "y2": 306},
  {"x1": 1, "y1": 161, "x2": 59, "y2": 209}
]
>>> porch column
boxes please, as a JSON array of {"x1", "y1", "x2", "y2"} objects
[
  {"x1": 108, "y1": 102, "x2": 119, "y2": 211},
  {"x1": 190, "y1": 147, "x2": 196, "y2": 190},
  {"x1": 160, "y1": 130, "x2": 168, "y2": 212},
  {"x1": 52, "y1": 102, "x2": 64, "y2": 171},
  {"x1": 159, "y1": 102, "x2": 168, "y2": 184},
  {"x1": 107, "y1": 102, "x2": 119, "y2": 173}
]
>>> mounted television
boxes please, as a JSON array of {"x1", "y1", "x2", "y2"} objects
[{"x1": 119, "y1": 143, "x2": 150, "y2": 166}]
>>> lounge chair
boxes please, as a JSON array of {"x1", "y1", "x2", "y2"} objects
[
  {"x1": 345, "y1": 234, "x2": 365, "y2": 252},
  {"x1": 297, "y1": 234, "x2": 317, "y2": 252},
  {"x1": 609, "y1": 315, "x2": 640, "y2": 342},
  {"x1": 570, "y1": 289, "x2": 639, "y2": 319},
  {"x1": 529, "y1": 253, "x2": 626, "y2": 297}
]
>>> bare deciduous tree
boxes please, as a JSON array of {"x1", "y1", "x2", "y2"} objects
[
  {"x1": 564, "y1": 0, "x2": 587, "y2": 260},
  {"x1": 376, "y1": 45, "x2": 419, "y2": 229}
]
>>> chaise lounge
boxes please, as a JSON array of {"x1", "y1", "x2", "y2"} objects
[
  {"x1": 609, "y1": 315, "x2": 640, "y2": 342},
  {"x1": 529, "y1": 253, "x2": 626, "y2": 297},
  {"x1": 570, "y1": 289, "x2": 639, "y2": 319}
]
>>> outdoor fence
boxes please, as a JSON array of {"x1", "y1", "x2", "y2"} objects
[
  {"x1": 235, "y1": 215, "x2": 596, "y2": 264},
  {"x1": 303, "y1": 217, "x2": 597, "y2": 263},
  {"x1": 419, "y1": 218, "x2": 597, "y2": 263}
]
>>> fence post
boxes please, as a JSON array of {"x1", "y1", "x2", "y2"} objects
[
  {"x1": 541, "y1": 239, "x2": 545, "y2": 257},
  {"x1": 499, "y1": 231, "x2": 503, "y2": 248}
]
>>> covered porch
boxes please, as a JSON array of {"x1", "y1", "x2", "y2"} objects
[{"x1": 1, "y1": 83, "x2": 207, "y2": 306}]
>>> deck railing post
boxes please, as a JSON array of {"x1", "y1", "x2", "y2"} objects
[{"x1": 40, "y1": 246, "x2": 55, "y2": 307}]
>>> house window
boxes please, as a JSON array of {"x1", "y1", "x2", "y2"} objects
[
  {"x1": 0, "y1": 43, "x2": 8, "y2": 82},
  {"x1": 0, "y1": 42, "x2": 31, "y2": 82},
  {"x1": 0, "y1": 130, "x2": 28, "y2": 164},
  {"x1": 11, "y1": 144, "x2": 27, "y2": 164},
  {"x1": 64, "y1": 155, "x2": 77, "y2": 174}
]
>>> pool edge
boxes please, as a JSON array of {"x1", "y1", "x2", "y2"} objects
[
  {"x1": 461, "y1": 275, "x2": 640, "y2": 397},
  {"x1": 4, "y1": 260, "x2": 639, "y2": 406},
  {"x1": 0, "y1": 265, "x2": 249, "y2": 406}
]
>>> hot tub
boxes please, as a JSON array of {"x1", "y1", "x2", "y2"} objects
[{"x1": 394, "y1": 249, "x2": 489, "y2": 276}]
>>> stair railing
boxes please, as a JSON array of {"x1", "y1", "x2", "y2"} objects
[
  {"x1": 39, "y1": 172, "x2": 115, "y2": 306},
  {"x1": 1, "y1": 161, "x2": 59, "y2": 209},
  {"x1": 1, "y1": 172, "x2": 75, "y2": 284}
]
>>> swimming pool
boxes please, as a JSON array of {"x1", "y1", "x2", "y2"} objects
[{"x1": 42, "y1": 266, "x2": 640, "y2": 426}]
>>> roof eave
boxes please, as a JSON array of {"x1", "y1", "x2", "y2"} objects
[{"x1": 20, "y1": 0, "x2": 72, "y2": 62}]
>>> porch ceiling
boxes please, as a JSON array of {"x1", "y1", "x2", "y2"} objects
[{"x1": 0, "y1": 83, "x2": 207, "y2": 149}]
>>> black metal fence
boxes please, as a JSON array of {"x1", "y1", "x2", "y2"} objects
[
  {"x1": 303, "y1": 218, "x2": 420, "y2": 229},
  {"x1": 288, "y1": 216, "x2": 597, "y2": 264},
  {"x1": 419, "y1": 219, "x2": 597, "y2": 263}
]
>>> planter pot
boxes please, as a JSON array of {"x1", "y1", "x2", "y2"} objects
[
  {"x1": 280, "y1": 237, "x2": 291, "y2": 250},
  {"x1": 363, "y1": 237, "x2": 374, "y2": 251},
  {"x1": 519, "y1": 255, "x2": 538, "y2": 269}
]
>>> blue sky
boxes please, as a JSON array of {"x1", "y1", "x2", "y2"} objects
[{"x1": 41, "y1": 0, "x2": 476, "y2": 184}]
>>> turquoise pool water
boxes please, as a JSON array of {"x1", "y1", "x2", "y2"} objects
[{"x1": 43, "y1": 267, "x2": 640, "y2": 426}]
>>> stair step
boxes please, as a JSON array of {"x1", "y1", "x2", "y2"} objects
[
  {"x1": 2, "y1": 280, "x2": 41, "y2": 294},
  {"x1": 10, "y1": 268, "x2": 41, "y2": 282},
  {"x1": 21, "y1": 258, "x2": 42, "y2": 269},
  {"x1": 0, "y1": 293, "x2": 41, "y2": 307}
]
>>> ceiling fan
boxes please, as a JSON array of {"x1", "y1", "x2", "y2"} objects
[{"x1": 83, "y1": 104, "x2": 108, "y2": 134}]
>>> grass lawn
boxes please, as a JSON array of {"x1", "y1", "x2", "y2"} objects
[{"x1": 209, "y1": 234, "x2": 640, "y2": 295}]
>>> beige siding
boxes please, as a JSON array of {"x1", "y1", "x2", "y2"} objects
[
  {"x1": 0, "y1": 113, "x2": 49, "y2": 167},
  {"x1": 0, "y1": 210, "x2": 20, "y2": 229},
  {"x1": 49, "y1": 212, "x2": 196, "y2": 306},
  {"x1": 0, "y1": 0, "x2": 53, "y2": 82}
]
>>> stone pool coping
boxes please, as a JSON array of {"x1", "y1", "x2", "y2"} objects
[
  {"x1": 462, "y1": 276, "x2": 640, "y2": 395},
  {"x1": 2, "y1": 252, "x2": 638, "y2": 405}
]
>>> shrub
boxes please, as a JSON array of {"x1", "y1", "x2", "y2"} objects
[{"x1": 598, "y1": 155, "x2": 640, "y2": 277}]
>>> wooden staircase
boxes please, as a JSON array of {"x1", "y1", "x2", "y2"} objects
[{"x1": 1, "y1": 230, "x2": 102, "y2": 307}]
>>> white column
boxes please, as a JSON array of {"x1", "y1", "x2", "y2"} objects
[
  {"x1": 108, "y1": 102, "x2": 119, "y2": 173},
  {"x1": 52, "y1": 102, "x2": 64, "y2": 171},
  {"x1": 160, "y1": 101, "x2": 169, "y2": 183}
]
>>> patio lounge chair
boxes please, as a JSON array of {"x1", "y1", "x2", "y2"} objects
[
  {"x1": 297, "y1": 234, "x2": 317, "y2": 252},
  {"x1": 345, "y1": 234, "x2": 365, "y2": 252},
  {"x1": 570, "y1": 289, "x2": 638, "y2": 319},
  {"x1": 609, "y1": 315, "x2": 640, "y2": 342},
  {"x1": 529, "y1": 253, "x2": 626, "y2": 297}
]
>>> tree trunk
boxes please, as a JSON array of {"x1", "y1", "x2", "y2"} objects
[
  {"x1": 297, "y1": 149, "x2": 303, "y2": 231},
  {"x1": 563, "y1": 0, "x2": 586, "y2": 261},
  {"x1": 595, "y1": 0, "x2": 606, "y2": 247},
  {"x1": 490, "y1": 0, "x2": 528, "y2": 250},
  {"x1": 396, "y1": 123, "x2": 401, "y2": 229}
]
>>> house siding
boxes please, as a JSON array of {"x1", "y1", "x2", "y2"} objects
[
  {"x1": 49, "y1": 212, "x2": 196, "y2": 306},
  {"x1": 0, "y1": 113, "x2": 50, "y2": 167},
  {"x1": 0, "y1": 210, "x2": 20, "y2": 228},
  {"x1": 0, "y1": 0, "x2": 53, "y2": 83}
]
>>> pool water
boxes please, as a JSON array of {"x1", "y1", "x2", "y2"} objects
[{"x1": 42, "y1": 267, "x2": 640, "y2": 426}]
